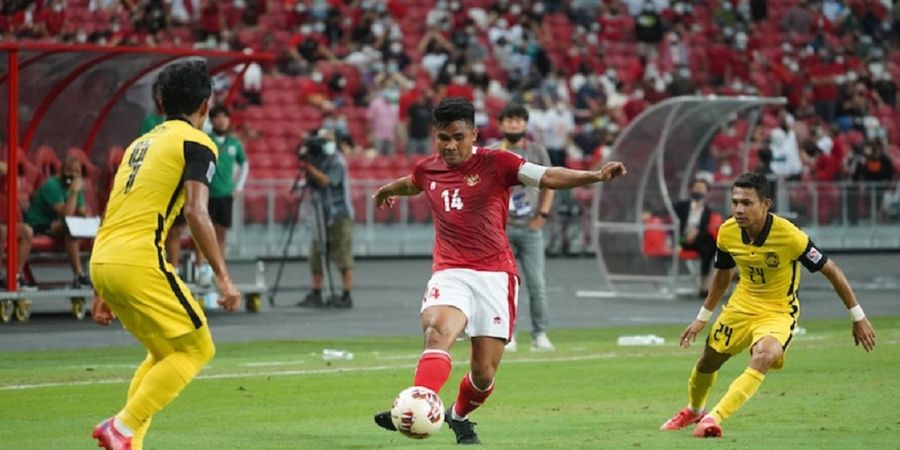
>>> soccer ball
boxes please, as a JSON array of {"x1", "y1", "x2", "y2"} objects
[{"x1": 390, "y1": 386, "x2": 445, "y2": 439}]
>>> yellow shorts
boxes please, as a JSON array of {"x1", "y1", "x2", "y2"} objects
[
  {"x1": 91, "y1": 262, "x2": 207, "y2": 338},
  {"x1": 707, "y1": 306, "x2": 799, "y2": 369}
]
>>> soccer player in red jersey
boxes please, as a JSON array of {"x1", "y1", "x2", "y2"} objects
[{"x1": 372, "y1": 97, "x2": 626, "y2": 444}]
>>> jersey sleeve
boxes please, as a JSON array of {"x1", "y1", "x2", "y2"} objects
[
  {"x1": 183, "y1": 140, "x2": 217, "y2": 185},
  {"x1": 713, "y1": 228, "x2": 736, "y2": 269},
  {"x1": 797, "y1": 237, "x2": 828, "y2": 272},
  {"x1": 410, "y1": 159, "x2": 425, "y2": 190},
  {"x1": 713, "y1": 246, "x2": 736, "y2": 269},
  {"x1": 494, "y1": 149, "x2": 526, "y2": 187}
]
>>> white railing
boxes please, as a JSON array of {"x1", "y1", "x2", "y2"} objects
[{"x1": 225, "y1": 179, "x2": 900, "y2": 259}]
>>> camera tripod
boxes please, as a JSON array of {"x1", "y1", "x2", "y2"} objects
[{"x1": 268, "y1": 173, "x2": 338, "y2": 307}]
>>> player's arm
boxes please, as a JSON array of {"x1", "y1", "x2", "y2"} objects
[
  {"x1": 373, "y1": 175, "x2": 423, "y2": 208},
  {"x1": 182, "y1": 141, "x2": 241, "y2": 311},
  {"x1": 533, "y1": 161, "x2": 627, "y2": 189},
  {"x1": 680, "y1": 267, "x2": 734, "y2": 348},
  {"x1": 680, "y1": 244, "x2": 736, "y2": 348},
  {"x1": 819, "y1": 259, "x2": 876, "y2": 352}
]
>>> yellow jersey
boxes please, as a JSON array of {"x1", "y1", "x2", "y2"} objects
[
  {"x1": 714, "y1": 213, "x2": 828, "y2": 315},
  {"x1": 92, "y1": 118, "x2": 218, "y2": 267}
]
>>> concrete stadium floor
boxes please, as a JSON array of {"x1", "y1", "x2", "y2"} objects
[{"x1": 1, "y1": 254, "x2": 898, "y2": 352}]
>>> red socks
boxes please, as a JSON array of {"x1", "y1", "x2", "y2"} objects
[
  {"x1": 413, "y1": 350, "x2": 452, "y2": 393},
  {"x1": 453, "y1": 372, "x2": 494, "y2": 419}
]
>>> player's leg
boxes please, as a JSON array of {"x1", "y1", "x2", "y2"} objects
[
  {"x1": 661, "y1": 344, "x2": 731, "y2": 431},
  {"x1": 445, "y1": 270, "x2": 516, "y2": 444},
  {"x1": 375, "y1": 271, "x2": 471, "y2": 432},
  {"x1": 415, "y1": 305, "x2": 468, "y2": 392},
  {"x1": 114, "y1": 327, "x2": 215, "y2": 438},
  {"x1": 706, "y1": 319, "x2": 789, "y2": 426},
  {"x1": 125, "y1": 352, "x2": 159, "y2": 450},
  {"x1": 663, "y1": 307, "x2": 752, "y2": 432}
]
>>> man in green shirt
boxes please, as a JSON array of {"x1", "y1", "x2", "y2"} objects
[
  {"x1": 25, "y1": 156, "x2": 91, "y2": 287},
  {"x1": 181, "y1": 105, "x2": 248, "y2": 286},
  {"x1": 139, "y1": 78, "x2": 165, "y2": 135}
]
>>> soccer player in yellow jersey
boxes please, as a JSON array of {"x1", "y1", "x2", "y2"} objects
[
  {"x1": 660, "y1": 172, "x2": 876, "y2": 438},
  {"x1": 88, "y1": 60, "x2": 241, "y2": 450}
]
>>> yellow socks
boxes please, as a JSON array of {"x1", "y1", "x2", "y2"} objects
[
  {"x1": 688, "y1": 366, "x2": 718, "y2": 412},
  {"x1": 710, "y1": 367, "x2": 765, "y2": 423}
]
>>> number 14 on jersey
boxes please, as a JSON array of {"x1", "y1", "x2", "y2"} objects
[{"x1": 440, "y1": 188, "x2": 463, "y2": 212}]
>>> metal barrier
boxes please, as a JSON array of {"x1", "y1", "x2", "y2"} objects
[{"x1": 226, "y1": 179, "x2": 900, "y2": 259}]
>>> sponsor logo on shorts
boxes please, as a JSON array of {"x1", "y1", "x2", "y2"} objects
[{"x1": 493, "y1": 315, "x2": 501, "y2": 325}]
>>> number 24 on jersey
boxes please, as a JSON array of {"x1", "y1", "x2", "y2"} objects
[{"x1": 440, "y1": 188, "x2": 463, "y2": 212}]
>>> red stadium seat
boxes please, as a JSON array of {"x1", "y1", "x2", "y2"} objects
[{"x1": 32, "y1": 146, "x2": 61, "y2": 189}]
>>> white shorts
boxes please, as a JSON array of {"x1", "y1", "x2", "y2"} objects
[{"x1": 420, "y1": 269, "x2": 519, "y2": 341}]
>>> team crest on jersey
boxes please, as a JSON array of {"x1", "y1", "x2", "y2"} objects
[
  {"x1": 765, "y1": 252, "x2": 779, "y2": 268},
  {"x1": 465, "y1": 174, "x2": 480, "y2": 187},
  {"x1": 430, "y1": 181, "x2": 436, "y2": 191}
]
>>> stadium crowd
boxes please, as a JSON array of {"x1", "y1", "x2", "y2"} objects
[{"x1": 2, "y1": 0, "x2": 899, "y2": 212}]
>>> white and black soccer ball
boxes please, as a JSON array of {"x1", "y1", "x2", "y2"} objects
[{"x1": 390, "y1": 386, "x2": 445, "y2": 439}]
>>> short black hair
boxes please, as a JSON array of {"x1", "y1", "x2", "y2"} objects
[
  {"x1": 498, "y1": 103, "x2": 529, "y2": 122},
  {"x1": 158, "y1": 60, "x2": 212, "y2": 117},
  {"x1": 209, "y1": 104, "x2": 230, "y2": 118},
  {"x1": 733, "y1": 172, "x2": 771, "y2": 200},
  {"x1": 433, "y1": 96, "x2": 475, "y2": 129}
]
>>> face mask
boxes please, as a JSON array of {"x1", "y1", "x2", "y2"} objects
[
  {"x1": 323, "y1": 141, "x2": 336, "y2": 155},
  {"x1": 503, "y1": 132, "x2": 525, "y2": 142},
  {"x1": 690, "y1": 192, "x2": 705, "y2": 201}
]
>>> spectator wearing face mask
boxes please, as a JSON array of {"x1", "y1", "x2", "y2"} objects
[
  {"x1": 674, "y1": 178, "x2": 716, "y2": 298},
  {"x1": 367, "y1": 88, "x2": 400, "y2": 154}
]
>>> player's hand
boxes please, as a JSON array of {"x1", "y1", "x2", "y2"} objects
[
  {"x1": 852, "y1": 318, "x2": 876, "y2": 352},
  {"x1": 215, "y1": 275, "x2": 241, "y2": 312},
  {"x1": 372, "y1": 188, "x2": 396, "y2": 209},
  {"x1": 596, "y1": 162, "x2": 627, "y2": 182},
  {"x1": 91, "y1": 294, "x2": 116, "y2": 326},
  {"x1": 680, "y1": 319, "x2": 707, "y2": 348},
  {"x1": 71, "y1": 176, "x2": 84, "y2": 192}
]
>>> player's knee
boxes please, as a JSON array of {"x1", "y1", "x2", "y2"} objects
[
  {"x1": 750, "y1": 346, "x2": 781, "y2": 368},
  {"x1": 469, "y1": 364, "x2": 495, "y2": 389},
  {"x1": 422, "y1": 325, "x2": 454, "y2": 349}
]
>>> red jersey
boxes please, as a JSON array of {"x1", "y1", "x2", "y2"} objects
[{"x1": 411, "y1": 148, "x2": 525, "y2": 275}]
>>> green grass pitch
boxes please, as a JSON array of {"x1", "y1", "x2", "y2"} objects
[{"x1": 1, "y1": 317, "x2": 897, "y2": 449}]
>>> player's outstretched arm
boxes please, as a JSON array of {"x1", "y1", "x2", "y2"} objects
[
  {"x1": 184, "y1": 181, "x2": 241, "y2": 312},
  {"x1": 819, "y1": 259, "x2": 876, "y2": 352},
  {"x1": 680, "y1": 268, "x2": 733, "y2": 348},
  {"x1": 539, "y1": 162, "x2": 627, "y2": 190},
  {"x1": 372, "y1": 175, "x2": 423, "y2": 209}
]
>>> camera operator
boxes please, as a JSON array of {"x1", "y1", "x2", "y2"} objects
[{"x1": 296, "y1": 129, "x2": 355, "y2": 309}]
